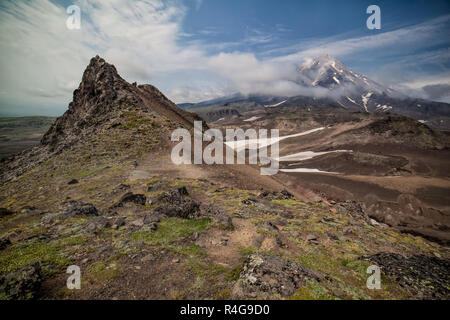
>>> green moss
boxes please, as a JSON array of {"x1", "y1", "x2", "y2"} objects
[
  {"x1": 168, "y1": 244, "x2": 207, "y2": 257},
  {"x1": 0, "y1": 241, "x2": 71, "y2": 275},
  {"x1": 57, "y1": 235, "x2": 88, "y2": 247},
  {"x1": 225, "y1": 264, "x2": 243, "y2": 281},
  {"x1": 238, "y1": 246, "x2": 258, "y2": 257},
  {"x1": 215, "y1": 289, "x2": 231, "y2": 300},
  {"x1": 270, "y1": 199, "x2": 303, "y2": 207},
  {"x1": 78, "y1": 168, "x2": 100, "y2": 178},
  {"x1": 291, "y1": 279, "x2": 333, "y2": 300},
  {"x1": 86, "y1": 261, "x2": 121, "y2": 283},
  {"x1": 146, "y1": 177, "x2": 161, "y2": 186},
  {"x1": 185, "y1": 259, "x2": 226, "y2": 277}
]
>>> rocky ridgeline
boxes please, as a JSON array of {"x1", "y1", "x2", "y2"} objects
[{"x1": 0, "y1": 55, "x2": 203, "y2": 183}]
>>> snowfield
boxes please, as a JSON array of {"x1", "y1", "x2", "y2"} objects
[
  {"x1": 346, "y1": 96, "x2": 358, "y2": 105},
  {"x1": 264, "y1": 100, "x2": 287, "y2": 108},
  {"x1": 243, "y1": 116, "x2": 262, "y2": 122},
  {"x1": 280, "y1": 168, "x2": 338, "y2": 174},
  {"x1": 362, "y1": 92, "x2": 372, "y2": 112},
  {"x1": 276, "y1": 150, "x2": 351, "y2": 162},
  {"x1": 225, "y1": 127, "x2": 325, "y2": 152}
]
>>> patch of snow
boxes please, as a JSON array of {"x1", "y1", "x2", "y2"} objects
[
  {"x1": 243, "y1": 116, "x2": 262, "y2": 122},
  {"x1": 264, "y1": 100, "x2": 287, "y2": 108},
  {"x1": 333, "y1": 76, "x2": 340, "y2": 84},
  {"x1": 418, "y1": 120, "x2": 426, "y2": 124},
  {"x1": 337, "y1": 101, "x2": 347, "y2": 108},
  {"x1": 361, "y1": 92, "x2": 372, "y2": 112},
  {"x1": 225, "y1": 127, "x2": 325, "y2": 152},
  {"x1": 276, "y1": 150, "x2": 351, "y2": 162},
  {"x1": 376, "y1": 104, "x2": 392, "y2": 112},
  {"x1": 346, "y1": 96, "x2": 358, "y2": 105},
  {"x1": 280, "y1": 168, "x2": 339, "y2": 174}
]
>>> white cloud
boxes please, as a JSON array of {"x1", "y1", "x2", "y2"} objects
[
  {"x1": 0, "y1": 0, "x2": 208, "y2": 114},
  {"x1": 0, "y1": 0, "x2": 448, "y2": 116},
  {"x1": 271, "y1": 15, "x2": 450, "y2": 64}
]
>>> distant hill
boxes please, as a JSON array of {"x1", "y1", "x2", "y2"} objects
[{"x1": 0, "y1": 116, "x2": 55, "y2": 159}]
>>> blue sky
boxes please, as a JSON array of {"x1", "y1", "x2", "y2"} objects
[{"x1": 0, "y1": 0, "x2": 449, "y2": 116}]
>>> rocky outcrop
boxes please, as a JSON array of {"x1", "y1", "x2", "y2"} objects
[
  {"x1": 114, "y1": 192, "x2": 147, "y2": 207},
  {"x1": 258, "y1": 189, "x2": 294, "y2": 200},
  {"x1": 154, "y1": 187, "x2": 201, "y2": 219},
  {"x1": 0, "y1": 55, "x2": 205, "y2": 183},
  {"x1": 0, "y1": 262, "x2": 42, "y2": 300},
  {"x1": 233, "y1": 253, "x2": 328, "y2": 298},
  {"x1": 363, "y1": 253, "x2": 450, "y2": 299},
  {"x1": 201, "y1": 205, "x2": 233, "y2": 229},
  {"x1": 41, "y1": 200, "x2": 98, "y2": 224},
  {"x1": 0, "y1": 208, "x2": 14, "y2": 216},
  {"x1": 0, "y1": 235, "x2": 11, "y2": 250}
]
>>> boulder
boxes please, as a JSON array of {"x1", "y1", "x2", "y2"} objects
[
  {"x1": 201, "y1": 205, "x2": 233, "y2": 229},
  {"x1": 154, "y1": 188, "x2": 200, "y2": 219},
  {"x1": 84, "y1": 216, "x2": 110, "y2": 233},
  {"x1": 146, "y1": 180, "x2": 168, "y2": 192},
  {"x1": 116, "y1": 192, "x2": 146, "y2": 206},
  {"x1": 0, "y1": 235, "x2": 11, "y2": 250},
  {"x1": 233, "y1": 253, "x2": 327, "y2": 298},
  {"x1": 258, "y1": 189, "x2": 294, "y2": 200},
  {"x1": 41, "y1": 201, "x2": 99, "y2": 224},
  {"x1": 62, "y1": 200, "x2": 98, "y2": 216},
  {"x1": 363, "y1": 253, "x2": 450, "y2": 299},
  {"x1": 0, "y1": 262, "x2": 42, "y2": 300},
  {"x1": 0, "y1": 208, "x2": 14, "y2": 217}
]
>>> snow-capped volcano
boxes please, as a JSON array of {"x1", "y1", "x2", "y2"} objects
[
  {"x1": 297, "y1": 55, "x2": 383, "y2": 92},
  {"x1": 296, "y1": 55, "x2": 401, "y2": 113},
  {"x1": 179, "y1": 55, "x2": 450, "y2": 130}
]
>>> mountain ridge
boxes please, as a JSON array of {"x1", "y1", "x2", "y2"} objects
[
  {"x1": 178, "y1": 55, "x2": 450, "y2": 130},
  {"x1": 0, "y1": 55, "x2": 204, "y2": 183}
]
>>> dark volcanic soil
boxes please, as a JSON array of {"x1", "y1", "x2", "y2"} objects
[{"x1": 214, "y1": 108, "x2": 450, "y2": 245}]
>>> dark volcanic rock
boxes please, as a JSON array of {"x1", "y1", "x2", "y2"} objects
[
  {"x1": 146, "y1": 180, "x2": 169, "y2": 192},
  {"x1": 116, "y1": 192, "x2": 146, "y2": 206},
  {"x1": 154, "y1": 188, "x2": 200, "y2": 219},
  {"x1": 0, "y1": 235, "x2": 11, "y2": 250},
  {"x1": 67, "y1": 179, "x2": 79, "y2": 185},
  {"x1": 233, "y1": 253, "x2": 327, "y2": 298},
  {"x1": 40, "y1": 56, "x2": 137, "y2": 150},
  {"x1": 258, "y1": 189, "x2": 294, "y2": 200},
  {"x1": 62, "y1": 200, "x2": 98, "y2": 216},
  {"x1": 201, "y1": 205, "x2": 233, "y2": 229},
  {"x1": 280, "y1": 211, "x2": 294, "y2": 219},
  {"x1": 337, "y1": 200, "x2": 369, "y2": 222},
  {"x1": 0, "y1": 262, "x2": 42, "y2": 300},
  {"x1": 41, "y1": 200, "x2": 98, "y2": 224},
  {"x1": 363, "y1": 253, "x2": 450, "y2": 299},
  {"x1": 0, "y1": 208, "x2": 14, "y2": 216},
  {"x1": 84, "y1": 216, "x2": 110, "y2": 233},
  {"x1": 241, "y1": 198, "x2": 258, "y2": 205}
]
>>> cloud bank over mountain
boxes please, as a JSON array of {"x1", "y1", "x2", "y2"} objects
[{"x1": 0, "y1": 0, "x2": 448, "y2": 116}]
